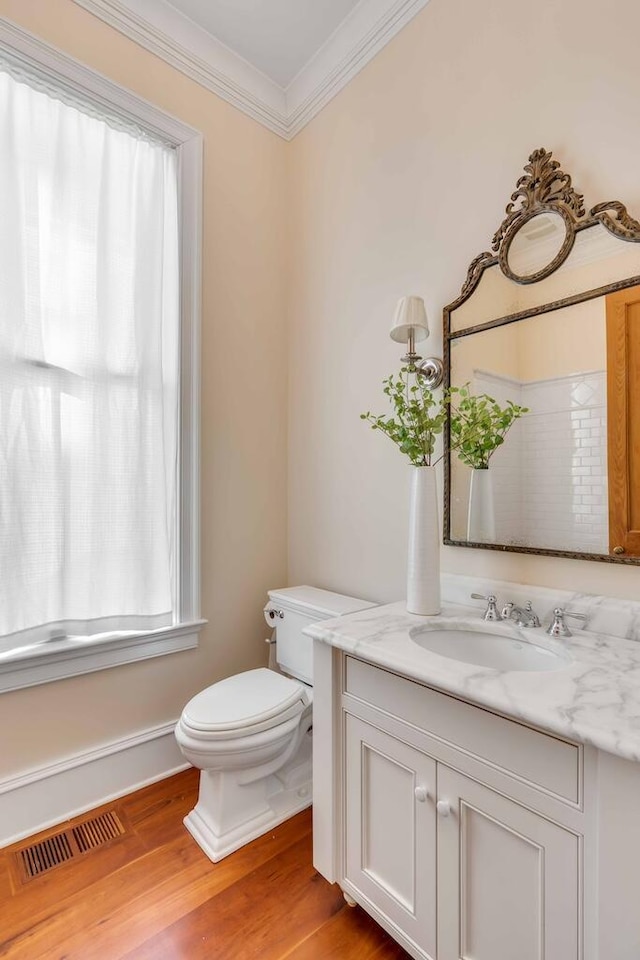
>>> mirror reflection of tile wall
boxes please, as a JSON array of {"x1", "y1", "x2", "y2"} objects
[
  {"x1": 449, "y1": 298, "x2": 608, "y2": 554},
  {"x1": 468, "y1": 369, "x2": 607, "y2": 553}
]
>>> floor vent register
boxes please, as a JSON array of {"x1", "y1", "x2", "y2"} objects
[{"x1": 13, "y1": 810, "x2": 126, "y2": 882}]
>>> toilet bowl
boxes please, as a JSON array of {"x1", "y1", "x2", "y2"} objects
[{"x1": 175, "y1": 586, "x2": 375, "y2": 862}]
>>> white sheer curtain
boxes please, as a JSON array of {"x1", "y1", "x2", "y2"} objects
[{"x1": 0, "y1": 69, "x2": 179, "y2": 652}]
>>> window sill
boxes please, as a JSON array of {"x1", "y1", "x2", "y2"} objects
[{"x1": 0, "y1": 620, "x2": 206, "y2": 693}]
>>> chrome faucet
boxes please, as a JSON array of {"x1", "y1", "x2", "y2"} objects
[
  {"x1": 501, "y1": 600, "x2": 541, "y2": 628},
  {"x1": 546, "y1": 607, "x2": 588, "y2": 637},
  {"x1": 471, "y1": 593, "x2": 541, "y2": 627},
  {"x1": 470, "y1": 593, "x2": 502, "y2": 621}
]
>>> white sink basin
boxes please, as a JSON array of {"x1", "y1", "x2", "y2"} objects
[{"x1": 410, "y1": 626, "x2": 569, "y2": 672}]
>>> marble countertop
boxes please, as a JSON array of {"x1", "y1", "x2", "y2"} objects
[{"x1": 304, "y1": 601, "x2": 640, "y2": 763}]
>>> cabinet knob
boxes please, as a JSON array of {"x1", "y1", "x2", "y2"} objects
[
  {"x1": 613, "y1": 546, "x2": 625, "y2": 555},
  {"x1": 414, "y1": 786, "x2": 429, "y2": 803},
  {"x1": 436, "y1": 800, "x2": 451, "y2": 818}
]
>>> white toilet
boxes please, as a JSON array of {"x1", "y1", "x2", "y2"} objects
[{"x1": 175, "y1": 585, "x2": 374, "y2": 862}]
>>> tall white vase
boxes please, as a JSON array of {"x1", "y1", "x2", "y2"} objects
[
  {"x1": 467, "y1": 467, "x2": 496, "y2": 542},
  {"x1": 407, "y1": 465, "x2": 441, "y2": 616}
]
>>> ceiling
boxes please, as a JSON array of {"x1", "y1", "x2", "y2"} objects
[
  {"x1": 164, "y1": 0, "x2": 362, "y2": 88},
  {"x1": 73, "y1": 0, "x2": 431, "y2": 138}
]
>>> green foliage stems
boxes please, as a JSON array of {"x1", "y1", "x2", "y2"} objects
[
  {"x1": 360, "y1": 367, "x2": 447, "y2": 467},
  {"x1": 448, "y1": 385, "x2": 528, "y2": 470},
  {"x1": 361, "y1": 371, "x2": 528, "y2": 470}
]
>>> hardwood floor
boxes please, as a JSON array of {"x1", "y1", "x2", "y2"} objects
[{"x1": 0, "y1": 770, "x2": 410, "y2": 959}]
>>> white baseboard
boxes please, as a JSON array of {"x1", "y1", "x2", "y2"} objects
[{"x1": 0, "y1": 720, "x2": 188, "y2": 847}]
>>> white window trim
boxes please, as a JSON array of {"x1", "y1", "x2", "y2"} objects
[{"x1": 0, "y1": 19, "x2": 204, "y2": 693}]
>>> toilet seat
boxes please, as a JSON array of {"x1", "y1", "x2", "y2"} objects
[{"x1": 180, "y1": 668, "x2": 311, "y2": 741}]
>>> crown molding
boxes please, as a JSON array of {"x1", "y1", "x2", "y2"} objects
[
  {"x1": 73, "y1": 0, "x2": 431, "y2": 140},
  {"x1": 286, "y1": 0, "x2": 430, "y2": 138},
  {"x1": 73, "y1": 0, "x2": 289, "y2": 137}
]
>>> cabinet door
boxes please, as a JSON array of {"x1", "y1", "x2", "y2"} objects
[
  {"x1": 344, "y1": 714, "x2": 437, "y2": 959},
  {"x1": 437, "y1": 765, "x2": 580, "y2": 960}
]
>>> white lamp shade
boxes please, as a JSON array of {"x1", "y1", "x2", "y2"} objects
[{"x1": 390, "y1": 296, "x2": 429, "y2": 344}]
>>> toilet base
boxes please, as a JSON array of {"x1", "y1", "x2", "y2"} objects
[
  {"x1": 183, "y1": 735, "x2": 312, "y2": 862},
  {"x1": 184, "y1": 778, "x2": 312, "y2": 863}
]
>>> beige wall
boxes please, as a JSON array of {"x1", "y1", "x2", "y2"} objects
[
  {"x1": 451, "y1": 324, "x2": 522, "y2": 385},
  {"x1": 0, "y1": 0, "x2": 288, "y2": 776},
  {"x1": 4, "y1": 0, "x2": 640, "y2": 780},
  {"x1": 517, "y1": 300, "x2": 606, "y2": 382},
  {"x1": 452, "y1": 299, "x2": 606, "y2": 386},
  {"x1": 288, "y1": 0, "x2": 640, "y2": 603}
]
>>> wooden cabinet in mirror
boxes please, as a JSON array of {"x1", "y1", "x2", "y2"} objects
[{"x1": 443, "y1": 147, "x2": 640, "y2": 563}]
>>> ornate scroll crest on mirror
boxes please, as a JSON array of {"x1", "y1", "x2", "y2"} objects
[{"x1": 460, "y1": 147, "x2": 640, "y2": 294}]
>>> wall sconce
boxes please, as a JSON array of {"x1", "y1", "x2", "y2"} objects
[{"x1": 390, "y1": 295, "x2": 443, "y2": 389}]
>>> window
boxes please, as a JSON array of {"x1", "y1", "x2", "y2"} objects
[{"x1": 0, "y1": 22, "x2": 203, "y2": 692}]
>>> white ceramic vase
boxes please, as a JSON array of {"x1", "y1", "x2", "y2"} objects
[
  {"x1": 467, "y1": 467, "x2": 496, "y2": 542},
  {"x1": 406, "y1": 465, "x2": 441, "y2": 615}
]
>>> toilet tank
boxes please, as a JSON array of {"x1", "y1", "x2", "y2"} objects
[{"x1": 265, "y1": 586, "x2": 376, "y2": 685}]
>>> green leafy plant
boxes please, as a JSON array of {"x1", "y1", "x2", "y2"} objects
[
  {"x1": 448, "y1": 385, "x2": 528, "y2": 470},
  {"x1": 361, "y1": 368, "x2": 447, "y2": 467}
]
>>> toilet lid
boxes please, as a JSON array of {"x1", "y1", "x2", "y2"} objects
[{"x1": 182, "y1": 668, "x2": 309, "y2": 733}]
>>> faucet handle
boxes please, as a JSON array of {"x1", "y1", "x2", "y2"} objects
[
  {"x1": 546, "y1": 607, "x2": 588, "y2": 637},
  {"x1": 524, "y1": 601, "x2": 541, "y2": 628},
  {"x1": 471, "y1": 593, "x2": 502, "y2": 621}
]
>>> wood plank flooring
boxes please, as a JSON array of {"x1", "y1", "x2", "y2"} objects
[{"x1": 0, "y1": 769, "x2": 410, "y2": 959}]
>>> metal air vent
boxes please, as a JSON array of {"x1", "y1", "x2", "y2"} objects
[{"x1": 13, "y1": 810, "x2": 125, "y2": 882}]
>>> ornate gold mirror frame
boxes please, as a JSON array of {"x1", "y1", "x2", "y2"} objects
[{"x1": 443, "y1": 147, "x2": 640, "y2": 564}]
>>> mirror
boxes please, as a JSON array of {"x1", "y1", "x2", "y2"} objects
[
  {"x1": 444, "y1": 148, "x2": 640, "y2": 563},
  {"x1": 505, "y1": 210, "x2": 571, "y2": 281}
]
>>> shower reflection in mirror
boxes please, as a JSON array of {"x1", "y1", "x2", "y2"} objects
[{"x1": 450, "y1": 301, "x2": 607, "y2": 553}]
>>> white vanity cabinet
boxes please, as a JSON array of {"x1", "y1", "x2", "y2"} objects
[
  {"x1": 313, "y1": 647, "x2": 591, "y2": 960},
  {"x1": 344, "y1": 713, "x2": 580, "y2": 960}
]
